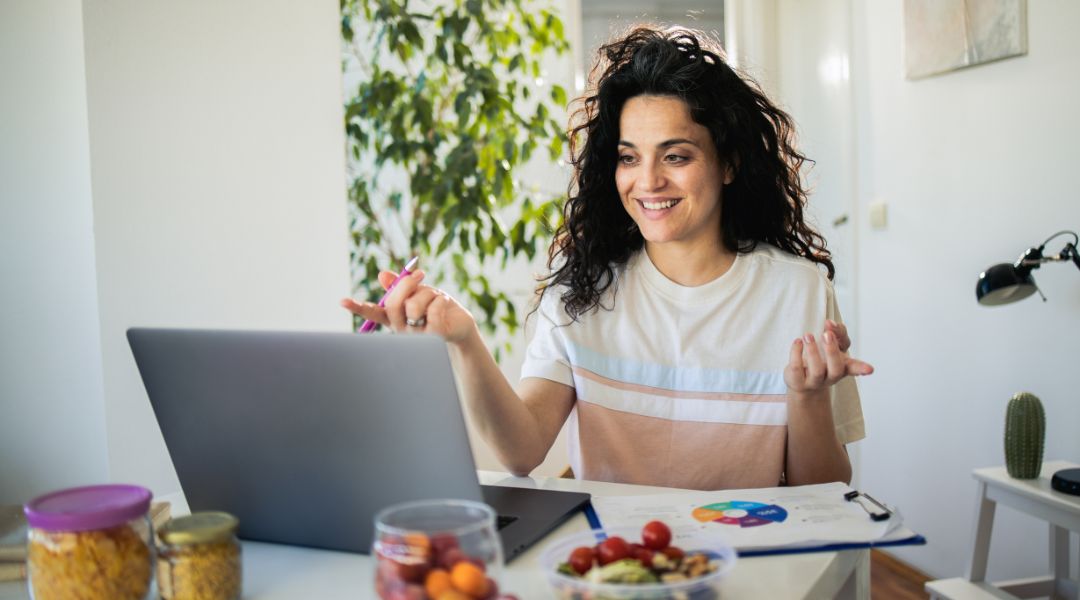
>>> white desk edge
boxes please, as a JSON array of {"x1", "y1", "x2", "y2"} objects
[{"x1": 1, "y1": 471, "x2": 870, "y2": 600}]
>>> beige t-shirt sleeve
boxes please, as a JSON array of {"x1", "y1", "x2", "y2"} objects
[
  {"x1": 520, "y1": 289, "x2": 575, "y2": 387},
  {"x1": 826, "y1": 284, "x2": 867, "y2": 444}
]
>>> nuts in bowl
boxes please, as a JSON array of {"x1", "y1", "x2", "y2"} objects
[{"x1": 540, "y1": 520, "x2": 736, "y2": 599}]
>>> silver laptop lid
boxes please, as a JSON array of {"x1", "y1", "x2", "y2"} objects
[{"x1": 127, "y1": 328, "x2": 484, "y2": 552}]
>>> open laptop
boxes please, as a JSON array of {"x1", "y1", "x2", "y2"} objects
[{"x1": 127, "y1": 328, "x2": 589, "y2": 562}]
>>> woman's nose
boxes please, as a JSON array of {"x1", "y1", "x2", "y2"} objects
[{"x1": 637, "y1": 159, "x2": 666, "y2": 191}]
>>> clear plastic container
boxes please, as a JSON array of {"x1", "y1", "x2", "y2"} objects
[
  {"x1": 539, "y1": 526, "x2": 737, "y2": 600},
  {"x1": 24, "y1": 484, "x2": 155, "y2": 600},
  {"x1": 157, "y1": 512, "x2": 242, "y2": 600},
  {"x1": 372, "y1": 499, "x2": 503, "y2": 599}
]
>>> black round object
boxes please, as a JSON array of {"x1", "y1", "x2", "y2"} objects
[
  {"x1": 976, "y1": 263, "x2": 1037, "y2": 305},
  {"x1": 1051, "y1": 468, "x2": 1080, "y2": 496}
]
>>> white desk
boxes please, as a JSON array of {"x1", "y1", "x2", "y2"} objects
[
  {"x1": 926, "y1": 460, "x2": 1080, "y2": 600},
  {"x1": 1, "y1": 471, "x2": 870, "y2": 600}
]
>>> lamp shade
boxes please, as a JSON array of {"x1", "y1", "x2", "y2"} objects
[{"x1": 976, "y1": 263, "x2": 1038, "y2": 306}]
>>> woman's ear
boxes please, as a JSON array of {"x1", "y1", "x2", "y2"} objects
[{"x1": 723, "y1": 157, "x2": 739, "y2": 185}]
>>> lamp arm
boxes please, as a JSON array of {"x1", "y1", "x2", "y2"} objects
[
  {"x1": 1038, "y1": 230, "x2": 1079, "y2": 249},
  {"x1": 1019, "y1": 230, "x2": 1080, "y2": 269},
  {"x1": 1019, "y1": 253, "x2": 1074, "y2": 267},
  {"x1": 1065, "y1": 242, "x2": 1080, "y2": 272}
]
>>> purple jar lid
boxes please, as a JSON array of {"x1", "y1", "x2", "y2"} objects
[{"x1": 24, "y1": 484, "x2": 152, "y2": 532}]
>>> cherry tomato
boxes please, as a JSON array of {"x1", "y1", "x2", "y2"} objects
[
  {"x1": 568, "y1": 546, "x2": 595, "y2": 575},
  {"x1": 596, "y1": 536, "x2": 631, "y2": 565},
  {"x1": 641, "y1": 520, "x2": 672, "y2": 551},
  {"x1": 660, "y1": 546, "x2": 686, "y2": 561},
  {"x1": 630, "y1": 545, "x2": 655, "y2": 568}
]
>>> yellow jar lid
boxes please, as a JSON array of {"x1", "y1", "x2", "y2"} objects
[{"x1": 158, "y1": 512, "x2": 238, "y2": 545}]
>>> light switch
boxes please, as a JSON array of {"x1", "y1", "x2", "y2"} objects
[{"x1": 869, "y1": 201, "x2": 887, "y2": 230}]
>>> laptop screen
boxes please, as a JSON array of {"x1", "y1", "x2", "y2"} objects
[{"x1": 128, "y1": 328, "x2": 486, "y2": 552}]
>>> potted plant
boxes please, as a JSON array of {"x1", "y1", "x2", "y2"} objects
[{"x1": 341, "y1": 0, "x2": 570, "y2": 356}]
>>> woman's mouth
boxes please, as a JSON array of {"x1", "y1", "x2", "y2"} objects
[{"x1": 638, "y1": 198, "x2": 682, "y2": 216}]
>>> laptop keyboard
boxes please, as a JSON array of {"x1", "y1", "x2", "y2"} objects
[{"x1": 496, "y1": 515, "x2": 518, "y2": 530}]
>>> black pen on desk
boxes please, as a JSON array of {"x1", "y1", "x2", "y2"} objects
[{"x1": 357, "y1": 256, "x2": 419, "y2": 333}]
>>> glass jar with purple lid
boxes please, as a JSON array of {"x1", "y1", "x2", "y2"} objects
[{"x1": 23, "y1": 484, "x2": 155, "y2": 600}]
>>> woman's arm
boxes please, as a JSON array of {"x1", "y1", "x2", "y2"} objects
[
  {"x1": 342, "y1": 268, "x2": 574, "y2": 476},
  {"x1": 449, "y1": 330, "x2": 575, "y2": 475},
  {"x1": 783, "y1": 329, "x2": 872, "y2": 485}
]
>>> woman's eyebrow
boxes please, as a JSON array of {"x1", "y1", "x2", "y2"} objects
[{"x1": 617, "y1": 138, "x2": 700, "y2": 149}]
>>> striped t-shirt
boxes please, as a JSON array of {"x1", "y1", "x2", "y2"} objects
[{"x1": 521, "y1": 244, "x2": 865, "y2": 491}]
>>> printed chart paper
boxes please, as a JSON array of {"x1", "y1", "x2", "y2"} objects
[{"x1": 590, "y1": 482, "x2": 903, "y2": 551}]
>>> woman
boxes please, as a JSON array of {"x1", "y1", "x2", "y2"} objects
[{"x1": 342, "y1": 26, "x2": 872, "y2": 491}]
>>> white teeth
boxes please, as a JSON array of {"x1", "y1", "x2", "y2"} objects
[{"x1": 642, "y1": 199, "x2": 678, "y2": 210}]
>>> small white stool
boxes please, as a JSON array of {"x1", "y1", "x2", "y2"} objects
[{"x1": 926, "y1": 461, "x2": 1080, "y2": 600}]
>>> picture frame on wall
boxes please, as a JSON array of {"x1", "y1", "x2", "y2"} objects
[{"x1": 903, "y1": 0, "x2": 1027, "y2": 80}]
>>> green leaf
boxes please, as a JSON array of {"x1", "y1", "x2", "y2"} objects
[
  {"x1": 400, "y1": 19, "x2": 423, "y2": 50},
  {"x1": 551, "y1": 84, "x2": 566, "y2": 106}
]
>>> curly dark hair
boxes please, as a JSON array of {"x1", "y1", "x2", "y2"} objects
[{"x1": 541, "y1": 25, "x2": 833, "y2": 321}]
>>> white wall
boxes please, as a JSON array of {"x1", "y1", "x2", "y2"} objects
[
  {"x1": 1, "y1": 0, "x2": 351, "y2": 503},
  {"x1": 80, "y1": 0, "x2": 352, "y2": 497},
  {"x1": 851, "y1": 0, "x2": 1080, "y2": 580},
  {"x1": 0, "y1": 0, "x2": 109, "y2": 503}
]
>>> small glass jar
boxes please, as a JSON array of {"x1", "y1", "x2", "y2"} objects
[
  {"x1": 24, "y1": 484, "x2": 155, "y2": 600},
  {"x1": 156, "y1": 511, "x2": 242, "y2": 600},
  {"x1": 373, "y1": 499, "x2": 503, "y2": 600}
]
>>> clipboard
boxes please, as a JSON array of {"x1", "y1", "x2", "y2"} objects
[
  {"x1": 736, "y1": 527, "x2": 927, "y2": 558},
  {"x1": 588, "y1": 482, "x2": 926, "y2": 557}
]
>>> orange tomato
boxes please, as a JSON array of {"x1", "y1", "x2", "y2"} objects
[
  {"x1": 424, "y1": 568, "x2": 452, "y2": 598},
  {"x1": 404, "y1": 533, "x2": 432, "y2": 559},
  {"x1": 436, "y1": 590, "x2": 472, "y2": 600},
  {"x1": 449, "y1": 561, "x2": 489, "y2": 598}
]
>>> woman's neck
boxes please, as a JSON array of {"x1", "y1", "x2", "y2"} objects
[{"x1": 643, "y1": 239, "x2": 736, "y2": 287}]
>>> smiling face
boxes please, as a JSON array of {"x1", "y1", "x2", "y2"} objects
[{"x1": 615, "y1": 95, "x2": 732, "y2": 255}]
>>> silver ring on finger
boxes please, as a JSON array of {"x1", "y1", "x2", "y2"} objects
[{"x1": 405, "y1": 316, "x2": 427, "y2": 328}]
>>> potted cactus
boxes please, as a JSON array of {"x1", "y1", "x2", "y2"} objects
[{"x1": 1004, "y1": 391, "x2": 1045, "y2": 479}]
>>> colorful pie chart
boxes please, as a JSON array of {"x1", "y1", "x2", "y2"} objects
[{"x1": 692, "y1": 501, "x2": 788, "y2": 527}]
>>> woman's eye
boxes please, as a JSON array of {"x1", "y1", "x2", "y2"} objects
[
  {"x1": 618, "y1": 155, "x2": 637, "y2": 165},
  {"x1": 664, "y1": 154, "x2": 688, "y2": 163}
]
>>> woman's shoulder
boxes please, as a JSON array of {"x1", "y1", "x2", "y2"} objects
[
  {"x1": 743, "y1": 242, "x2": 833, "y2": 290},
  {"x1": 533, "y1": 257, "x2": 632, "y2": 321}
]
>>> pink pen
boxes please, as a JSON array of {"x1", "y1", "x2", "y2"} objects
[{"x1": 357, "y1": 256, "x2": 420, "y2": 333}]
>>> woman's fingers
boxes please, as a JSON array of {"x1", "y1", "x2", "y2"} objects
[
  {"x1": 403, "y1": 287, "x2": 439, "y2": 331},
  {"x1": 339, "y1": 298, "x2": 389, "y2": 327},
  {"x1": 822, "y1": 331, "x2": 846, "y2": 384},
  {"x1": 383, "y1": 270, "x2": 425, "y2": 331},
  {"x1": 825, "y1": 319, "x2": 851, "y2": 353},
  {"x1": 378, "y1": 270, "x2": 398, "y2": 291},
  {"x1": 786, "y1": 328, "x2": 874, "y2": 394},
  {"x1": 785, "y1": 337, "x2": 806, "y2": 390},
  {"x1": 802, "y1": 333, "x2": 826, "y2": 386},
  {"x1": 845, "y1": 358, "x2": 875, "y2": 376}
]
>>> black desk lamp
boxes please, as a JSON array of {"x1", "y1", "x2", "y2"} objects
[
  {"x1": 976, "y1": 230, "x2": 1080, "y2": 305},
  {"x1": 976, "y1": 229, "x2": 1080, "y2": 496}
]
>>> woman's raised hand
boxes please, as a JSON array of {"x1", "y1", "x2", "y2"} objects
[
  {"x1": 784, "y1": 320, "x2": 873, "y2": 394},
  {"x1": 340, "y1": 270, "x2": 478, "y2": 344}
]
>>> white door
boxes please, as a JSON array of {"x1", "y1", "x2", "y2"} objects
[{"x1": 774, "y1": 0, "x2": 858, "y2": 335}]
